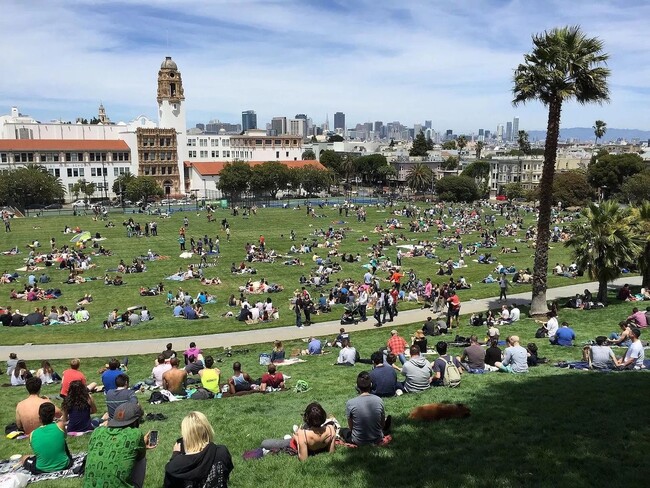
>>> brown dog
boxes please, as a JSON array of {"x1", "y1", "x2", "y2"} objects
[{"x1": 408, "y1": 403, "x2": 471, "y2": 421}]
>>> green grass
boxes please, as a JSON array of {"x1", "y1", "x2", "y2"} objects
[
  {"x1": 0, "y1": 205, "x2": 594, "y2": 345},
  {"x1": 0, "y1": 293, "x2": 648, "y2": 488}
]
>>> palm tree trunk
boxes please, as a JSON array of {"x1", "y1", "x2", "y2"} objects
[
  {"x1": 597, "y1": 279, "x2": 608, "y2": 306},
  {"x1": 530, "y1": 97, "x2": 562, "y2": 316},
  {"x1": 643, "y1": 243, "x2": 650, "y2": 289}
]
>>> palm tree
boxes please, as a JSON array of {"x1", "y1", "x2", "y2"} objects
[
  {"x1": 456, "y1": 135, "x2": 467, "y2": 168},
  {"x1": 565, "y1": 202, "x2": 638, "y2": 306},
  {"x1": 406, "y1": 163, "x2": 433, "y2": 194},
  {"x1": 475, "y1": 141, "x2": 485, "y2": 159},
  {"x1": 593, "y1": 120, "x2": 607, "y2": 145},
  {"x1": 630, "y1": 201, "x2": 650, "y2": 288},
  {"x1": 513, "y1": 25, "x2": 610, "y2": 315}
]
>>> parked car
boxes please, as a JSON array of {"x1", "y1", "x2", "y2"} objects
[
  {"x1": 26, "y1": 204, "x2": 46, "y2": 210},
  {"x1": 44, "y1": 203, "x2": 63, "y2": 209},
  {"x1": 72, "y1": 200, "x2": 88, "y2": 208}
]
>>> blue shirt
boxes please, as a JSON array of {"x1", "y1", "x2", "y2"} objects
[
  {"x1": 184, "y1": 306, "x2": 197, "y2": 320},
  {"x1": 369, "y1": 364, "x2": 398, "y2": 397},
  {"x1": 556, "y1": 327, "x2": 576, "y2": 346},
  {"x1": 307, "y1": 339, "x2": 322, "y2": 355},
  {"x1": 173, "y1": 305, "x2": 183, "y2": 317},
  {"x1": 101, "y1": 369, "x2": 122, "y2": 392},
  {"x1": 198, "y1": 294, "x2": 207, "y2": 304}
]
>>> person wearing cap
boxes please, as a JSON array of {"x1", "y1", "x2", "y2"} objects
[
  {"x1": 618, "y1": 328, "x2": 645, "y2": 370},
  {"x1": 387, "y1": 330, "x2": 408, "y2": 365},
  {"x1": 84, "y1": 403, "x2": 155, "y2": 488}
]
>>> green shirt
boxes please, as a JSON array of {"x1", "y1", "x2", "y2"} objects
[
  {"x1": 30, "y1": 423, "x2": 70, "y2": 472},
  {"x1": 84, "y1": 427, "x2": 145, "y2": 488}
]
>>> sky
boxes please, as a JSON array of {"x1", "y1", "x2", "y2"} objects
[{"x1": 1, "y1": 0, "x2": 649, "y2": 133}]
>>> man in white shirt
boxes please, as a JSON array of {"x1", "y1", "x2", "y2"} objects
[
  {"x1": 542, "y1": 311, "x2": 559, "y2": 342},
  {"x1": 358, "y1": 287, "x2": 368, "y2": 322},
  {"x1": 336, "y1": 339, "x2": 357, "y2": 366},
  {"x1": 151, "y1": 355, "x2": 172, "y2": 387},
  {"x1": 500, "y1": 305, "x2": 510, "y2": 323},
  {"x1": 619, "y1": 328, "x2": 645, "y2": 370},
  {"x1": 509, "y1": 305, "x2": 521, "y2": 322}
]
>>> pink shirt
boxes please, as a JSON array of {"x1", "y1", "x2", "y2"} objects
[{"x1": 628, "y1": 311, "x2": 648, "y2": 327}]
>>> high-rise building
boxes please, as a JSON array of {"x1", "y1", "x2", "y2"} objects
[
  {"x1": 414, "y1": 124, "x2": 423, "y2": 136},
  {"x1": 288, "y1": 118, "x2": 308, "y2": 138},
  {"x1": 242, "y1": 110, "x2": 257, "y2": 131},
  {"x1": 506, "y1": 122, "x2": 513, "y2": 142},
  {"x1": 374, "y1": 121, "x2": 383, "y2": 133},
  {"x1": 496, "y1": 125, "x2": 504, "y2": 140},
  {"x1": 425, "y1": 120, "x2": 432, "y2": 129},
  {"x1": 271, "y1": 117, "x2": 287, "y2": 135},
  {"x1": 512, "y1": 117, "x2": 519, "y2": 140},
  {"x1": 195, "y1": 123, "x2": 205, "y2": 131},
  {"x1": 334, "y1": 112, "x2": 345, "y2": 130},
  {"x1": 445, "y1": 129, "x2": 453, "y2": 140},
  {"x1": 485, "y1": 130, "x2": 491, "y2": 140}
]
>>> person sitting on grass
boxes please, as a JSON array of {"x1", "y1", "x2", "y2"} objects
[
  {"x1": 369, "y1": 351, "x2": 398, "y2": 398},
  {"x1": 198, "y1": 356, "x2": 221, "y2": 394},
  {"x1": 184, "y1": 355, "x2": 204, "y2": 376},
  {"x1": 627, "y1": 307, "x2": 648, "y2": 328},
  {"x1": 270, "y1": 340, "x2": 285, "y2": 363},
  {"x1": 551, "y1": 321, "x2": 576, "y2": 346},
  {"x1": 335, "y1": 338, "x2": 357, "y2": 366},
  {"x1": 617, "y1": 328, "x2": 645, "y2": 370},
  {"x1": 105, "y1": 374, "x2": 138, "y2": 420},
  {"x1": 228, "y1": 362, "x2": 253, "y2": 394},
  {"x1": 61, "y1": 380, "x2": 99, "y2": 433},
  {"x1": 495, "y1": 336, "x2": 529, "y2": 373},
  {"x1": 163, "y1": 358, "x2": 188, "y2": 396},
  {"x1": 16, "y1": 377, "x2": 62, "y2": 435},
  {"x1": 588, "y1": 336, "x2": 619, "y2": 370},
  {"x1": 164, "y1": 411, "x2": 233, "y2": 486},
  {"x1": 432, "y1": 341, "x2": 463, "y2": 385},
  {"x1": 101, "y1": 358, "x2": 122, "y2": 392},
  {"x1": 260, "y1": 364, "x2": 285, "y2": 392},
  {"x1": 60, "y1": 358, "x2": 98, "y2": 398},
  {"x1": 260, "y1": 402, "x2": 336, "y2": 461},
  {"x1": 22, "y1": 403, "x2": 72, "y2": 474},
  {"x1": 608, "y1": 321, "x2": 633, "y2": 347},
  {"x1": 460, "y1": 335, "x2": 486, "y2": 373},
  {"x1": 340, "y1": 372, "x2": 391, "y2": 446},
  {"x1": 399, "y1": 345, "x2": 432, "y2": 393}
]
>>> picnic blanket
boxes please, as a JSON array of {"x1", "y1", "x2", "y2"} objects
[
  {"x1": 556, "y1": 360, "x2": 650, "y2": 370},
  {"x1": 0, "y1": 452, "x2": 86, "y2": 484},
  {"x1": 275, "y1": 358, "x2": 306, "y2": 366},
  {"x1": 15, "y1": 266, "x2": 44, "y2": 272}
]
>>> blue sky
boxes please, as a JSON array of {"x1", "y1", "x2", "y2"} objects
[{"x1": 1, "y1": 0, "x2": 648, "y2": 132}]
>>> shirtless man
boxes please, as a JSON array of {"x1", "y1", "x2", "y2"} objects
[
  {"x1": 162, "y1": 358, "x2": 187, "y2": 395},
  {"x1": 16, "y1": 377, "x2": 62, "y2": 435}
]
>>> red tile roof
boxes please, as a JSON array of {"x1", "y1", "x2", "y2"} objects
[
  {"x1": 0, "y1": 139, "x2": 130, "y2": 151},
  {"x1": 184, "y1": 160, "x2": 326, "y2": 176}
]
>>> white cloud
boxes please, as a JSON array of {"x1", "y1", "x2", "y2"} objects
[{"x1": 0, "y1": 0, "x2": 647, "y2": 132}]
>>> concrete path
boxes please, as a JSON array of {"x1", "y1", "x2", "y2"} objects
[{"x1": 1, "y1": 277, "x2": 641, "y2": 360}]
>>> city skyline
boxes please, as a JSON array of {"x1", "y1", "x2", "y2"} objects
[{"x1": 1, "y1": 0, "x2": 649, "y2": 132}]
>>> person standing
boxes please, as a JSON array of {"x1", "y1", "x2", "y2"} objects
[
  {"x1": 295, "y1": 295, "x2": 303, "y2": 329},
  {"x1": 499, "y1": 276, "x2": 508, "y2": 302},
  {"x1": 446, "y1": 291, "x2": 461, "y2": 329},
  {"x1": 358, "y1": 286, "x2": 368, "y2": 322}
]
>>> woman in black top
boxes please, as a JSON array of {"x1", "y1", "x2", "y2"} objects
[{"x1": 484, "y1": 339, "x2": 502, "y2": 367}]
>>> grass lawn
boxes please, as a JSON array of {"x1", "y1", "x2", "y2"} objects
[
  {"x1": 0, "y1": 291, "x2": 647, "y2": 488},
  {"x1": 0, "y1": 204, "x2": 597, "y2": 345}
]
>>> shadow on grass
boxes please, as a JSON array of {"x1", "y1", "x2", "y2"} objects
[{"x1": 327, "y1": 372, "x2": 650, "y2": 488}]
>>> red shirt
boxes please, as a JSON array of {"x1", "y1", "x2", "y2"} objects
[
  {"x1": 261, "y1": 372, "x2": 284, "y2": 388},
  {"x1": 60, "y1": 369, "x2": 87, "y2": 396},
  {"x1": 387, "y1": 335, "x2": 408, "y2": 355}
]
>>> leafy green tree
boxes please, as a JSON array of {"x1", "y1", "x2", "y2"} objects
[
  {"x1": 620, "y1": 171, "x2": 650, "y2": 205},
  {"x1": 441, "y1": 156, "x2": 459, "y2": 171},
  {"x1": 405, "y1": 163, "x2": 433, "y2": 193},
  {"x1": 475, "y1": 141, "x2": 485, "y2": 159},
  {"x1": 593, "y1": 119, "x2": 607, "y2": 145},
  {"x1": 340, "y1": 153, "x2": 357, "y2": 183},
  {"x1": 319, "y1": 150, "x2": 343, "y2": 176},
  {"x1": 552, "y1": 170, "x2": 595, "y2": 206},
  {"x1": 587, "y1": 151, "x2": 644, "y2": 198},
  {"x1": 435, "y1": 176, "x2": 479, "y2": 202},
  {"x1": 409, "y1": 130, "x2": 430, "y2": 157},
  {"x1": 355, "y1": 154, "x2": 389, "y2": 184},
  {"x1": 83, "y1": 181, "x2": 96, "y2": 201},
  {"x1": 125, "y1": 176, "x2": 163, "y2": 204},
  {"x1": 442, "y1": 140, "x2": 457, "y2": 150},
  {"x1": 250, "y1": 162, "x2": 291, "y2": 199},
  {"x1": 631, "y1": 202, "x2": 650, "y2": 288},
  {"x1": 301, "y1": 149, "x2": 316, "y2": 160},
  {"x1": 297, "y1": 165, "x2": 329, "y2": 194},
  {"x1": 565, "y1": 201, "x2": 638, "y2": 305},
  {"x1": 0, "y1": 164, "x2": 65, "y2": 208},
  {"x1": 462, "y1": 160, "x2": 490, "y2": 197},
  {"x1": 501, "y1": 182, "x2": 525, "y2": 199},
  {"x1": 376, "y1": 164, "x2": 397, "y2": 186},
  {"x1": 217, "y1": 161, "x2": 252, "y2": 203},
  {"x1": 513, "y1": 25, "x2": 610, "y2": 315},
  {"x1": 426, "y1": 135, "x2": 434, "y2": 151}
]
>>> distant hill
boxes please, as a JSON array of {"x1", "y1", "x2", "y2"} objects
[{"x1": 527, "y1": 127, "x2": 650, "y2": 143}]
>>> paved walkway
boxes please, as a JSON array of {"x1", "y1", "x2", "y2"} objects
[{"x1": 1, "y1": 277, "x2": 640, "y2": 360}]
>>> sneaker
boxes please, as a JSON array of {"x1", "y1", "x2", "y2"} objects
[{"x1": 298, "y1": 326, "x2": 304, "y2": 329}]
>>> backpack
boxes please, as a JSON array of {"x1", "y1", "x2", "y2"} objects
[
  {"x1": 535, "y1": 327, "x2": 548, "y2": 339},
  {"x1": 441, "y1": 356, "x2": 462, "y2": 388},
  {"x1": 293, "y1": 380, "x2": 310, "y2": 393}
]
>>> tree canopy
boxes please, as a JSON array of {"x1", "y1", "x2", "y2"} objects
[
  {"x1": 0, "y1": 164, "x2": 65, "y2": 208},
  {"x1": 405, "y1": 163, "x2": 433, "y2": 193},
  {"x1": 409, "y1": 130, "x2": 430, "y2": 157},
  {"x1": 587, "y1": 151, "x2": 644, "y2": 198},
  {"x1": 435, "y1": 176, "x2": 479, "y2": 202},
  {"x1": 552, "y1": 170, "x2": 594, "y2": 207},
  {"x1": 301, "y1": 149, "x2": 316, "y2": 160},
  {"x1": 217, "y1": 161, "x2": 253, "y2": 203},
  {"x1": 125, "y1": 176, "x2": 163, "y2": 204},
  {"x1": 620, "y1": 171, "x2": 650, "y2": 205},
  {"x1": 250, "y1": 162, "x2": 292, "y2": 199},
  {"x1": 327, "y1": 134, "x2": 344, "y2": 143},
  {"x1": 442, "y1": 140, "x2": 457, "y2": 150}
]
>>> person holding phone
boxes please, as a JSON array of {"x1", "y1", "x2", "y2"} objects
[
  {"x1": 84, "y1": 403, "x2": 156, "y2": 488},
  {"x1": 164, "y1": 411, "x2": 234, "y2": 487}
]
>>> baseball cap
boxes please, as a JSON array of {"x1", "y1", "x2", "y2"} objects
[
  {"x1": 390, "y1": 329, "x2": 398, "y2": 335},
  {"x1": 108, "y1": 403, "x2": 143, "y2": 428}
]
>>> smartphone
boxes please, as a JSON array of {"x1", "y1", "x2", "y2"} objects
[{"x1": 148, "y1": 430, "x2": 159, "y2": 447}]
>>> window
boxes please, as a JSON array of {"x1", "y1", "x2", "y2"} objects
[
  {"x1": 48, "y1": 168, "x2": 60, "y2": 177},
  {"x1": 188, "y1": 139, "x2": 196, "y2": 146},
  {"x1": 144, "y1": 167, "x2": 150, "y2": 175},
  {"x1": 211, "y1": 151, "x2": 219, "y2": 158},
  {"x1": 161, "y1": 167, "x2": 166, "y2": 175},
  {"x1": 168, "y1": 166, "x2": 174, "y2": 174},
  {"x1": 224, "y1": 151, "x2": 230, "y2": 157},
  {"x1": 0, "y1": 153, "x2": 6, "y2": 163},
  {"x1": 199, "y1": 139, "x2": 207, "y2": 147},
  {"x1": 189, "y1": 150, "x2": 196, "y2": 158},
  {"x1": 151, "y1": 167, "x2": 156, "y2": 175},
  {"x1": 67, "y1": 168, "x2": 84, "y2": 178},
  {"x1": 286, "y1": 152, "x2": 289, "y2": 157},
  {"x1": 223, "y1": 139, "x2": 229, "y2": 147},
  {"x1": 276, "y1": 151, "x2": 279, "y2": 158},
  {"x1": 15, "y1": 152, "x2": 34, "y2": 163},
  {"x1": 274, "y1": 140, "x2": 281, "y2": 145},
  {"x1": 200, "y1": 150, "x2": 208, "y2": 157},
  {"x1": 211, "y1": 139, "x2": 218, "y2": 147}
]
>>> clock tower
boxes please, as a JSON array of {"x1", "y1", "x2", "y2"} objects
[{"x1": 157, "y1": 56, "x2": 187, "y2": 191}]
